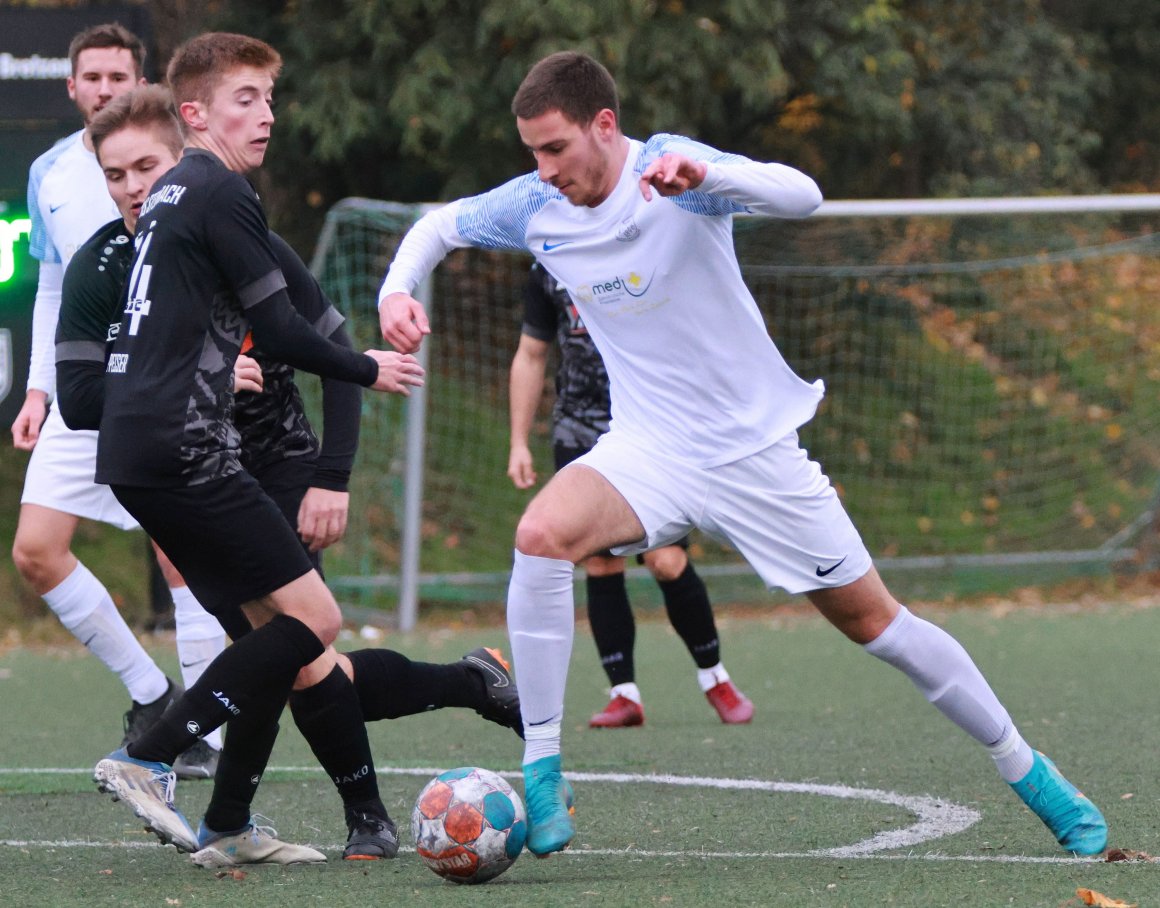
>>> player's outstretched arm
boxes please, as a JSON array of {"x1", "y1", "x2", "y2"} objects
[
  {"x1": 364, "y1": 349, "x2": 425, "y2": 394},
  {"x1": 379, "y1": 292, "x2": 430, "y2": 354}
]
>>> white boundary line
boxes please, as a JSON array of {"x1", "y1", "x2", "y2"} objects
[{"x1": 0, "y1": 764, "x2": 1100, "y2": 865}]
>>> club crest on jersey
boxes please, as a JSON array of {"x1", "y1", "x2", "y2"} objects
[{"x1": 615, "y1": 216, "x2": 641, "y2": 242}]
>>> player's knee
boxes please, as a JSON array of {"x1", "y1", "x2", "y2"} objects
[
  {"x1": 514, "y1": 512, "x2": 571, "y2": 560},
  {"x1": 643, "y1": 546, "x2": 686, "y2": 582},
  {"x1": 11, "y1": 535, "x2": 59, "y2": 590}
]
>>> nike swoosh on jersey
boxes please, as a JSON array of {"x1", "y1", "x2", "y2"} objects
[
  {"x1": 542, "y1": 240, "x2": 573, "y2": 251},
  {"x1": 50, "y1": 203, "x2": 66, "y2": 213},
  {"x1": 815, "y1": 556, "x2": 847, "y2": 577}
]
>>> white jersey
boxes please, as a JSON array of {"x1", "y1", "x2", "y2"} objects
[
  {"x1": 26, "y1": 128, "x2": 120, "y2": 397},
  {"x1": 381, "y1": 133, "x2": 824, "y2": 468}
]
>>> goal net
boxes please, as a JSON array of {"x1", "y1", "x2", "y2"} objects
[{"x1": 309, "y1": 196, "x2": 1160, "y2": 619}]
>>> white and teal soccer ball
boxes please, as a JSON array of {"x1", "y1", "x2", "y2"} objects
[{"x1": 411, "y1": 766, "x2": 527, "y2": 884}]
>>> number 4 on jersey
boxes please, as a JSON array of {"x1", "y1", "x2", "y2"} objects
[{"x1": 125, "y1": 230, "x2": 154, "y2": 336}]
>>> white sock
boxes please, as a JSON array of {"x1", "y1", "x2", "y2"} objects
[
  {"x1": 523, "y1": 722, "x2": 563, "y2": 763},
  {"x1": 507, "y1": 549, "x2": 575, "y2": 764},
  {"x1": 863, "y1": 605, "x2": 1014, "y2": 755},
  {"x1": 610, "y1": 682, "x2": 642, "y2": 705},
  {"x1": 172, "y1": 585, "x2": 226, "y2": 751},
  {"x1": 987, "y1": 728, "x2": 1036, "y2": 783},
  {"x1": 43, "y1": 561, "x2": 169, "y2": 705},
  {"x1": 696, "y1": 662, "x2": 730, "y2": 692}
]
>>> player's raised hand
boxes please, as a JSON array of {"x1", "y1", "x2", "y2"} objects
[
  {"x1": 233, "y1": 353, "x2": 264, "y2": 393},
  {"x1": 639, "y1": 153, "x2": 707, "y2": 201},
  {"x1": 380, "y1": 291, "x2": 431, "y2": 353},
  {"x1": 507, "y1": 443, "x2": 537, "y2": 489},
  {"x1": 11, "y1": 390, "x2": 48, "y2": 451},
  {"x1": 365, "y1": 349, "x2": 425, "y2": 395}
]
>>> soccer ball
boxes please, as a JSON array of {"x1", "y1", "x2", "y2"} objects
[{"x1": 411, "y1": 766, "x2": 527, "y2": 884}]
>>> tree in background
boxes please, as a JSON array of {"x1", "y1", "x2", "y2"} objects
[{"x1": 192, "y1": 0, "x2": 1123, "y2": 245}]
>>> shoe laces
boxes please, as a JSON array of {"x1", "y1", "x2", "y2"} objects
[
  {"x1": 149, "y1": 766, "x2": 178, "y2": 806},
  {"x1": 248, "y1": 814, "x2": 278, "y2": 840}
]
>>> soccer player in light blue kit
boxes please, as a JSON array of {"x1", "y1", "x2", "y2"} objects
[{"x1": 379, "y1": 51, "x2": 1107, "y2": 858}]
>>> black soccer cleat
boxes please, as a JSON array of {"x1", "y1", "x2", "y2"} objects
[
  {"x1": 121, "y1": 677, "x2": 183, "y2": 747},
  {"x1": 343, "y1": 807, "x2": 399, "y2": 861},
  {"x1": 461, "y1": 646, "x2": 524, "y2": 739}
]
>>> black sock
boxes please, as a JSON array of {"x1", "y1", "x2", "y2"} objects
[
  {"x1": 659, "y1": 562, "x2": 720, "y2": 669},
  {"x1": 203, "y1": 714, "x2": 282, "y2": 834},
  {"x1": 346, "y1": 649, "x2": 480, "y2": 720},
  {"x1": 127, "y1": 614, "x2": 324, "y2": 763},
  {"x1": 288, "y1": 665, "x2": 380, "y2": 810},
  {"x1": 586, "y1": 572, "x2": 635, "y2": 686}
]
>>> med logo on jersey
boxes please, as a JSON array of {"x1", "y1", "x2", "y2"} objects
[{"x1": 574, "y1": 269, "x2": 655, "y2": 305}]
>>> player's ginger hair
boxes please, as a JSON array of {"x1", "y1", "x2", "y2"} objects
[
  {"x1": 90, "y1": 85, "x2": 184, "y2": 161},
  {"x1": 166, "y1": 32, "x2": 282, "y2": 109}
]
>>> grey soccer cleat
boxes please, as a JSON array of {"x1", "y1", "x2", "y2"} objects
[
  {"x1": 172, "y1": 739, "x2": 220, "y2": 781},
  {"x1": 121, "y1": 678, "x2": 183, "y2": 747}
]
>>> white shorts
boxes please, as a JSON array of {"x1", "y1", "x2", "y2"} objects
[
  {"x1": 20, "y1": 405, "x2": 139, "y2": 531},
  {"x1": 573, "y1": 430, "x2": 872, "y2": 595}
]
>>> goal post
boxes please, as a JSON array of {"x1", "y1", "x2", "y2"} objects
[{"x1": 309, "y1": 195, "x2": 1160, "y2": 629}]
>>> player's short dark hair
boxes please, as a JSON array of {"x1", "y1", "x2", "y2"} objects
[
  {"x1": 68, "y1": 22, "x2": 146, "y2": 79},
  {"x1": 90, "y1": 85, "x2": 184, "y2": 161},
  {"x1": 166, "y1": 32, "x2": 282, "y2": 107},
  {"x1": 511, "y1": 51, "x2": 619, "y2": 127}
]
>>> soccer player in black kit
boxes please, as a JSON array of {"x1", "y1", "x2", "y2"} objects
[
  {"x1": 88, "y1": 33, "x2": 431, "y2": 860},
  {"x1": 61, "y1": 85, "x2": 522, "y2": 865}
]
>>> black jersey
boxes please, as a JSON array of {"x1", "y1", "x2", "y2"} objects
[
  {"x1": 96, "y1": 148, "x2": 375, "y2": 488},
  {"x1": 57, "y1": 213, "x2": 362, "y2": 490},
  {"x1": 522, "y1": 262, "x2": 611, "y2": 450},
  {"x1": 54, "y1": 218, "x2": 133, "y2": 427},
  {"x1": 235, "y1": 232, "x2": 360, "y2": 488}
]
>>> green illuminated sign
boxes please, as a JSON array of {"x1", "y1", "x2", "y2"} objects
[{"x1": 1, "y1": 216, "x2": 31, "y2": 284}]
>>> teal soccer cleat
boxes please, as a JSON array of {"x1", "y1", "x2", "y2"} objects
[
  {"x1": 1009, "y1": 751, "x2": 1107, "y2": 855},
  {"x1": 523, "y1": 755, "x2": 575, "y2": 856}
]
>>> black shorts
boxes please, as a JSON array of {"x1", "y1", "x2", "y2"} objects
[
  {"x1": 554, "y1": 442, "x2": 690, "y2": 561},
  {"x1": 112, "y1": 470, "x2": 315, "y2": 622},
  {"x1": 250, "y1": 456, "x2": 322, "y2": 576}
]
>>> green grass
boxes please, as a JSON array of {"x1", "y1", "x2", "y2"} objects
[{"x1": 2, "y1": 602, "x2": 1159, "y2": 907}]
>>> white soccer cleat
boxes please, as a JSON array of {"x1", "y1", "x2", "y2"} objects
[
  {"x1": 191, "y1": 816, "x2": 327, "y2": 867},
  {"x1": 94, "y1": 747, "x2": 199, "y2": 853}
]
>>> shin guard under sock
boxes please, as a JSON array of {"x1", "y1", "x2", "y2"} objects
[
  {"x1": 659, "y1": 562, "x2": 721, "y2": 670},
  {"x1": 127, "y1": 613, "x2": 324, "y2": 764},
  {"x1": 346, "y1": 648, "x2": 479, "y2": 720},
  {"x1": 586, "y1": 572, "x2": 635, "y2": 685},
  {"x1": 289, "y1": 665, "x2": 380, "y2": 809}
]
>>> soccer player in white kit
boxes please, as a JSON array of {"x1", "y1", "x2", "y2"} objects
[
  {"x1": 379, "y1": 51, "x2": 1107, "y2": 858},
  {"x1": 10, "y1": 24, "x2": 224, "y2": 778}
]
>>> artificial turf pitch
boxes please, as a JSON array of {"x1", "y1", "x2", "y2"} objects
[{"x1": 1, "y1": 599, "x2": 1158, "y2": 907}]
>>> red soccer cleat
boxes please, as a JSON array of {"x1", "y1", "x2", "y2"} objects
[
  {"x1": 705, "y1": 680, "x2": 754, "y2": 724},
  {"x1": 588, "y1": 695, "x2": 645, "y2": 728}
]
